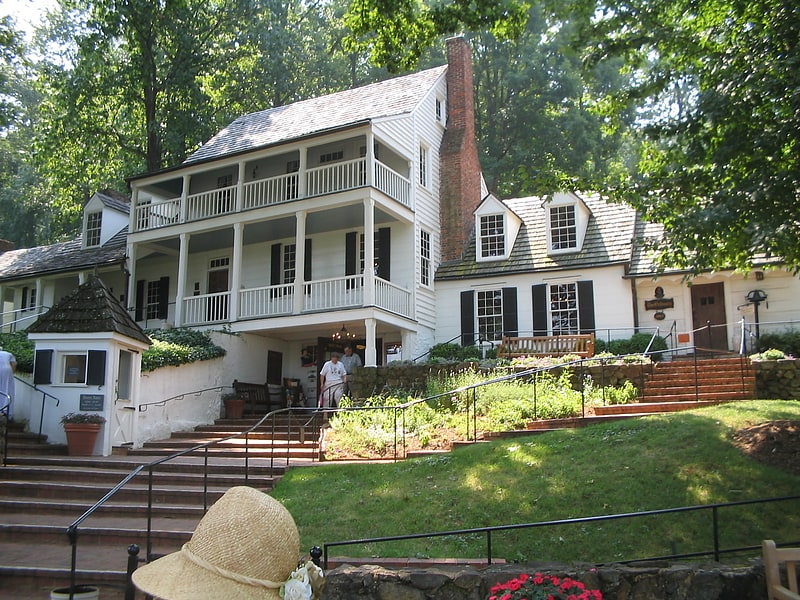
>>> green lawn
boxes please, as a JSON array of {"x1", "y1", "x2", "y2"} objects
[{"x1": 272, "y1": 400, "x2": 800, "y2": 564}]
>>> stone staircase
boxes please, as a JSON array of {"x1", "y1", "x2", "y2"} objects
[{"x1": 0, "y1": 415, "x2": 319, "y2": 599}]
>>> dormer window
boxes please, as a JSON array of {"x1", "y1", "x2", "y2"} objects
[
  {"x1": 479, "y1": 214, "x2": 505, "y2": 258},
  {"x1": 435, "y1": 97, "x2": 445, "y2": 124},
  {"x1": 85, "y1": 211, "x2": 102, "y2": 247},
  {"x1": 550, "y1": 205, "x2": 577, "y2": 250}
]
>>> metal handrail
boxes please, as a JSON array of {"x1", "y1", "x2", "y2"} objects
[
  {"x1": 14, "y1": 377, "x2": 61, "y2": 439},
  {"x1": 137, "y1": 385, "x2": 225, "y2": 411},
  {"x1": 322, "y1": 494, "x2": 800, "y2": 568}
]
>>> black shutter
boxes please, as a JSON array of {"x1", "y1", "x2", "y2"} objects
[
  {"x1": 157, "y1": 276, "x2": 170, "y2": 319},
  {"x1": 21, "y1": 287, "x2": 28, "y2": 311},
  {"x1": 377, "y1": 227, "x2": 391, "y2": 280},
  {"x1": 134, "y1": 280, "x2": 145, "y2": 321},
  {"x1": 502, "y1": 287, "x2": 518, "y2": 337},
  {"x1": 532, "y1": 284, "x2": 548, "y2": 336},
  {"x1": 460, "y1": 290, "x2": 475, "y2": 346},
  {"x1": 577, "y1": 280, "x2": 596, "y2": 334},
  {"x1": 87, "y1": 350, "x2": 106, "y2": 386},
  {"x1": 270, "y1": 243, "x2": 282, "y2": 285},
  {"x1": 345, "y1": 232, "x2": 357, "y2": 276},
  {"x1": 304, "y1": 238, "x2": 312, "y2": 281},
  {"x1": 33, "y1": 349, "x2": 53, "y2": 385}
]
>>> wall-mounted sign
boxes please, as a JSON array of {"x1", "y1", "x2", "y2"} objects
[
  {"x1": 654, "y1": 311, "x2": 666, "y2": 321},
  {"x1": 80, "y1": 394, "x2": 105, "y2": 411},
  {"x1": 645, "y1": 298, "x2": 674, "y2": 310}
]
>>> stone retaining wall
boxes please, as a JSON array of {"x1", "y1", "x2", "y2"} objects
[
  {"x1": 321, "y1": 561, "x2": 766, "y2": 600},
  {"x1": 751, "y1": 359, "x2": 800, "y2": 399},
  {"x1": 350, "y1": 362, "x2": 652, "y2": 401}
]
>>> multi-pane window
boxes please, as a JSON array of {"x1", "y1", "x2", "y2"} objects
[
  {"x1": 85, "y1": 211, "x2": 102, "y2": 247},
  {"x1": 550, "y1": 283, "x2": 578, "y2": 334},
  {"x1": 420, "y1": 230, "x2": 431, "y2": 286},
  {"x1": 22, "y1": 286, "x2": 36, "y2": 312},
  {"x1": 359, "y1": 233, "x2": 383, "y2": 276},
  {"x1": 283, "y1": 243, "x2": 296, "y2": 283},
  {"x1": 217, "y1": 174, "x2": 234, "y2": 212},
  {"x1": 550, "y1": 205, "x2": 577, "y2": 250},
  {"x1": 435, "y1": 98, "x2": 444, "y2": 123},
  {"x1": 477, "y1": 290, "x2": 503, "y2": 341},
  {"x1": 286, "y1": 160, "x2": 299, "y2": 199},
  {"x1": 479, "y1": 214, "x2": 505, "y2": 258},
  {"x1": 419, "y1": 145, "x2": 429, "y2": 187},
  {"x1": 319, "y1": 150, "x2": 343, "y2": 164},
  {"x1": 146, "y1": 280, "x2": 162, "y2": 320}
]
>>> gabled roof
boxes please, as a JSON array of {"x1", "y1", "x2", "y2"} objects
[
  {"x1": 91, "y1": 189, "x2": 130, "y2": 214},
  {"x1": 185, "y1": 65, "x2": 448, "y2": 165},
  {"x1": 28, "y1": 275, "x2": 150, "y2": 345},
  {"x1": 436, "y1": 193, "x2": 637, "y2": 280},
  {"x1": 0, "y1": 230, "x2": 127, "y2": 283}
]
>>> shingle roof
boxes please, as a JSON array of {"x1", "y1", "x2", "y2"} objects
[
  {"x1": 435, "y1": 193, "x2": 637, "y2": 280},
  {"x1": 94, "y1": 189, "x2": 130, "y2": 214},
  {"x1": 0, "y1": 231, "x2": 127, "y2": 283},
  {"x1": 185, "y1": 65, "x2": 448, "y2": 164},
  {"x1": 28, "y1": 275, "x2": 150, "y2": 345}
]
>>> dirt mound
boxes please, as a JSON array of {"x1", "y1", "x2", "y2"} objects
[{"x1": 731, "y1": 420, "x2": 800, "y2": 476}]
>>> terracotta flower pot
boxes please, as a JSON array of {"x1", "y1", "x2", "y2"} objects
[
  {"x1": 63, "y1": 423, "x2": 102, "y2": 456},
  {"x1": 224, "y1": 396, "x2": 246, "y2": 419}
]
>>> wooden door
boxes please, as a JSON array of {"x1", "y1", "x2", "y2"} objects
[{"x1": 691, "y1": 282, "x2": 728, "y2": 351}]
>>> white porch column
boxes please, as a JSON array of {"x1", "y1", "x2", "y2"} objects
[
  {"x1": 236, "y1": 160, "x2": 245, "y2": 212},
  {"x1": 230, "y1": 222, "x2": 243, "y2": 322},
  {"x1": 364, "y1": 317, "x2": 378, "y2": 367},
  {"x1": 401, "y1": 329, "x2": 414, "y2": 362},
  {"x1": 298, "y1": 148, "x2": 308, "y2": 199},
  {"x1": 175, "y1": 233, "x2": 189, "y2": 326},
  {"x1": 179, "y1": 174, "x2": 190, "y2": 222},
  {"x1": 293, "y1": 210, "x2": 307, "y2": 314},
  {"x1": 126, "y1": 243, "x2": 137, "y2": 315},
  {"x1": 363, "y1": 197, "x2": 375, "y2": 306},
  {"x1": 130, "y1": 186, "x2": 139, "y2": 233},
  {"x1": 365, "y1": 131, "x2": 375, "y2": 187}
]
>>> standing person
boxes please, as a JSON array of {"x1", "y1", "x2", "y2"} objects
[
  {"x1": 319, "y1": 352, "x2": 347, "y2": 408},
  {"x1": 0, "y1": 347, "x2": 16, "y2": 421},
  {"x1": 340, "y1": 345, "x2": 362, "y2": 397}
]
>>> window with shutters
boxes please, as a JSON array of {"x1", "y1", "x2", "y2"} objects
[
  {"x1": 477, "y1": 290, "x2": 503, "y2": 341},
  {"x1": 283, "y1": 244, "x2": 296, "y2": 284},
  {"x1": 550, "y1": 283, "x2": 579, "y2": 334},
  {"x1": 62, "y1": 353, "x2": 87, "y2": 384},
  {"x1": 145, "y1": 281, "x2": 162, "y2": 320}
]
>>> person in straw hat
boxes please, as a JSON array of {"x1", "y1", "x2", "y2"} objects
[{"x1": 132, "y1": 486, "x2": 323, "y2": 600}]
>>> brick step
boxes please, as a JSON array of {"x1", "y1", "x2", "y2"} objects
[
  {"x1": 640, "y1": 383, "x2": 754, "y2": 397},
  {"x1": 127, "y1": 445, "x2": 318, "y2": 460},
  {"x1": 5, "y1": 442, "x2": 69, "y2": 456},
  {"x1": 171, "y1": 429, "x2": 314, "y2": 442},
  {"x1": 645, "y1": 373, "x2": 755, "y2": 384},
  {"x1": 0, "y1": 465, "x2": 277, "y2": 488},
  {"x1": 0, "y1": 522, "x2": 193, "y2": 546},
  {"x1": 638, "y1": 391, "x2": 753, "y2": 403},
  {"x1": 594, "y1": 400, "x2": 728, "y2": 416},
  {"x1": 5, "y1": 455, "x2": 285, "y2": 476},
  {"x1": 0, "y1": 480, "x2": 266, "y2": 504},
  {"x1": 0, "y1": 498, "x2": 205, "y2": 519}
]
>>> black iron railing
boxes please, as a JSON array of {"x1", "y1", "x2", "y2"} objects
[{"x1": 321, "y1": 494, "x2": 800, "y2": 568}]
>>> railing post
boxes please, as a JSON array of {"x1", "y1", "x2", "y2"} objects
[
  {"x1": 712, "y1": 505, "x2": 720, "y2": 561},
  {"x1": 125, "y1": 544, "x2": 140, "y2": 600},
  {"x1": 486, "y1": 529, "x2": 493, "y2": 565}
]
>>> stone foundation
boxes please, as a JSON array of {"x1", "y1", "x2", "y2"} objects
[
  {"x1": 321, "y1": 561, "x2": 766, "y2": 600},
  {"x1": 751, "y1": 358, "x2": 799, "y2": 399}
]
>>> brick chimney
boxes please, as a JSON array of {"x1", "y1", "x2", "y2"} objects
[{"x1": 439, "y1": 36, "x2": 482, "y2": 262}]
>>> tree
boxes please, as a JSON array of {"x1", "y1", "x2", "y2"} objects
[
  {"x1": 344, "y1": 0, "x2": 529, "y2": 72},
  {"x1": 588, "y1": 0, "x2": 800, "y2": 273}
]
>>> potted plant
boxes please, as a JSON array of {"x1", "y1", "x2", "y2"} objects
[
  {"x1": 60, "y1": 412, "x2": 106, "y2": 456},
  {"x1": 222, "y1": 391, "x2": 246, "y2": 419}
]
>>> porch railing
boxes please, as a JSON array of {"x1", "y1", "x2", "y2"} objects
[
  {"x1": 374, "y1": 277, "x2": 411, "y2": 316},
  {"x1": 239, "y1": 284, "x2": 294, "y2": 318},
  {"x1": 304, "y1": 275, "x2": 364, "y2": 312},
  {"x1": 133, "y1": 158, "x2": 410, "y2": 232},
  {"x1": 182, "y1": 291, "x2": 231, "y2": 325}
]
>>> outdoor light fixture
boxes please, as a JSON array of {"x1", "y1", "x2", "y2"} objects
[{"x1": 331, "y1": 324, "x2": 356, "y2": 340}]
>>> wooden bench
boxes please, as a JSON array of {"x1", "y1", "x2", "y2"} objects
[
  {"x1": 497, "y1": 334, "x2": 595, "y2": 359},
  {"x1": 763, "y1": 540, "x2": 800, "y2": 600},
  {"x1": 232, "y1": 380, "x2": 283, "y2": 415}
]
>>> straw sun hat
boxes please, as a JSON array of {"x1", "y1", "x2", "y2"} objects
[{"x1": 132, "y1": 486, "x2": 304, "y2": 600}]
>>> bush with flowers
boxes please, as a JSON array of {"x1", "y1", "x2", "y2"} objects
[{"x1": 487, "y1": 572, "x2": 602, "y2": 600}]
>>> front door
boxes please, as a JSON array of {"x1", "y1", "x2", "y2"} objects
[
  {"x1": 207, "y1": 267, "x2": 229, "y2": 321},
  {"x1": 691, "y1": 282, "x2": 728, "y2": 351},
  {"x1": 112, "y1": 349, "x2": 135, "y2": 447}
]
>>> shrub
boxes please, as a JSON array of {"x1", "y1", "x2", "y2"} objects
[
  {"x1": 0, "y1": 332, "x2": 34, "y2": 373},
  {"x1": 755, "y1": 331, "x2": 800, "y2": 357},
  {"x1": 141, "y1": 328, "x2": 226, "y2": 371},
  {"x1": 426, "y1": 342, "x2": 483, "y2": 362},
  {"x1": 595, "y1": 333, "x2": 667, "y2": 360},
  {"x1": 749, "y1": 348, "x2": 786, "y2": 361}
]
